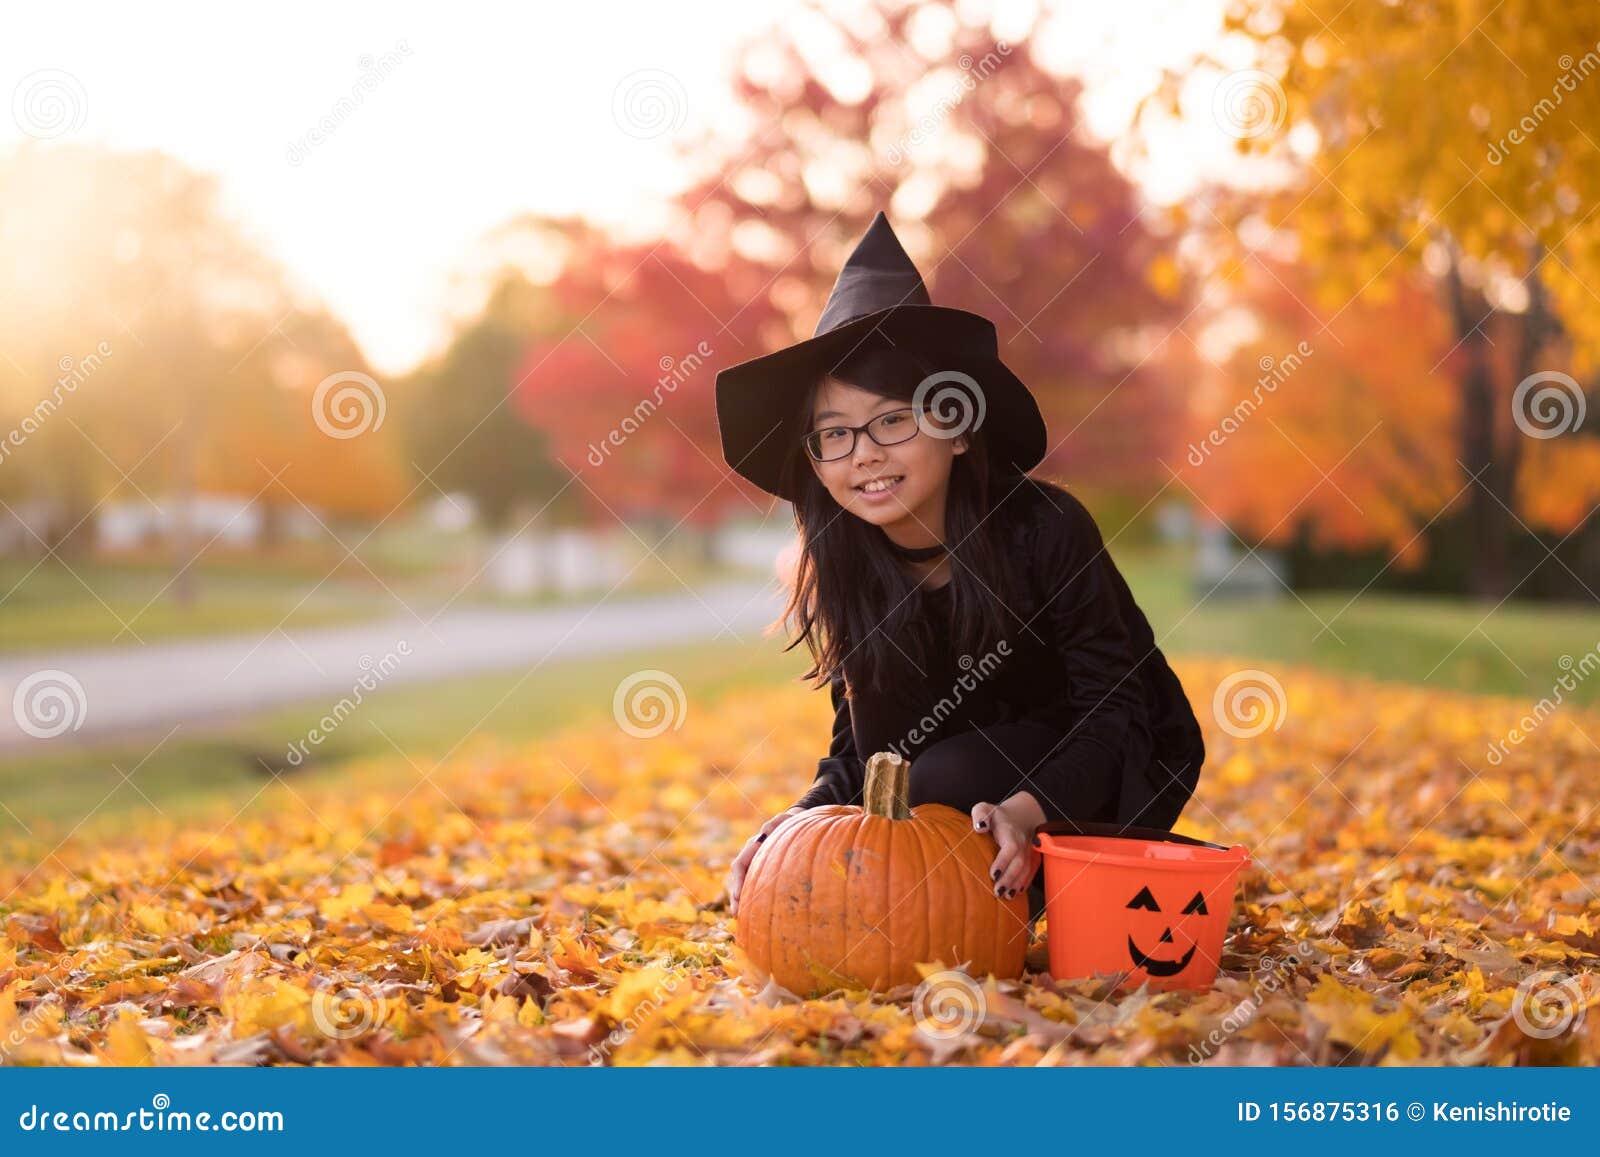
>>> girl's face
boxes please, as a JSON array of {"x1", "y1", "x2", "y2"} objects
[{"x1": 806, "y1": 378, "x2": 968, "y2": 541}]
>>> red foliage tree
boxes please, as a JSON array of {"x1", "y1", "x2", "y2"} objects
[{"x1": 667, "y1": 1, "x2": 1196, "y2": 494}]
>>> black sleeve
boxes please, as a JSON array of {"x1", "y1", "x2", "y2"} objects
[
  {"x1": 792, "y1": 668, "x2": 865, "y2": 809},
  {"x1": 1008, "y1": 491, "x2": 1153, "y2": 823}
]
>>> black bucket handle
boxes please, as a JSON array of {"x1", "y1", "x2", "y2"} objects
[{"x1": 1032, "y1": 818, "x2": 1232, "y2": 853}]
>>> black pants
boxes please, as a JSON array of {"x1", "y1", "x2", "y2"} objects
[{"x1": 905, "y1": 720, "x2": 1123, "y2": 920}]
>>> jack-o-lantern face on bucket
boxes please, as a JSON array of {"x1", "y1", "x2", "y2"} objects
[{"x1": 1124, "y1": 884, "x2": 1208, "y2": 977}]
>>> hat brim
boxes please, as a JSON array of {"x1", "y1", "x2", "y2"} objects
[{"x1": 715, "y1": 305, "x2": 1047, "y2": 501}]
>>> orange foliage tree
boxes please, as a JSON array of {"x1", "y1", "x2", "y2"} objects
[
  {"x1": 1181, "y1": 258, "x2": 1462, "y2": 569},
  {"x1": 1155, "y1": 1, "x2": 1600, "y2": 597}
]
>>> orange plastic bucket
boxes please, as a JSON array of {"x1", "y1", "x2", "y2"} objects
[{"x1": 1033, "y1": 821, "x2": 1251, "y2": 992}]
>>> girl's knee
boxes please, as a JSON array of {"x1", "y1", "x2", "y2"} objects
[
  {"x1": 905, "y1": 756, "x2": 955, "y2": 805},
  {"x1": 905, "y1": 742, "x2": 980, "y2": 809}
]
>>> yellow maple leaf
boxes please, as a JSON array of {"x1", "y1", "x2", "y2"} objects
[
  {"x1": 1306, "y1": 975, "x2": 1420, "y2": 1060},
  {"x1": 360, "y1": 902, "x2": 415, "y2": 932},
  {"x1": 320, "y1": 882, "x2": 376, "y2": 922},
  {"x1": 99, "y1": 1008, "x2": 154, "y2": 1066}
]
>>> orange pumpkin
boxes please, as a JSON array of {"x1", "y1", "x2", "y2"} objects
[{"x1": 735, "y1": 751, "x2": 1030, "y2": 996}]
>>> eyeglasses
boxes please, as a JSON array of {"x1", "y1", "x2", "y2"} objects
[{"x1": 802, "y1": 407, "x2": 921, "y2": 462}]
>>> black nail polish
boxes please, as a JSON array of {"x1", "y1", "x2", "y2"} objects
[
  {"x1": 756, "y1": 833, "x2": 767, "y2": 842},
  {"x1": 992, "y1": 869, "x2": 1000, "y2": 880},
  {"x1": 1007, "y1": 888, "x2": 1017, "y2": 898}
]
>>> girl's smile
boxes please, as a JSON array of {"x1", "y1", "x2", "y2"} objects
[{"x1": 853, "y1": 473, "x2": 905, "y2": 499}]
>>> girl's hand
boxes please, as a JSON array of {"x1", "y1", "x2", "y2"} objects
[
  {"x1": 726, "y1": 806, "x2": 807, "y2": 917},
  {"x1": 972, "y1": 793, "x2": 1047, "y2": 899}
]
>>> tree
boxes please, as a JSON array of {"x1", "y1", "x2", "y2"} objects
[
  {"x1": 1151, "y1": 1, "x2": 1600, "y2": 598},
  {"x1": 0, "y1": 144, "x2": 405, "y2": 597},
  {"x1": 1182, "y1": 256, "x2": 1461, "y2": 567},
  {"x1": 214, "y1": 309, "x2": 409, "y2": 547},
  {"x1": 401, "y1": 274, "x2": 574, "y2": 532},
  {"x1": 668, "y1": 0, "x2": 1196, "y2": 494},
  {"x1": 507, "y1": 217, "x2": 786, "y2": 546}
]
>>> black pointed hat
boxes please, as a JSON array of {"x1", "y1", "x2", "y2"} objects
[{"x1": 714, "y1": 211, "x2": 1046, "y2": 500}]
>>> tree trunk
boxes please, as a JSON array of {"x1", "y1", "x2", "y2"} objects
[
  {"x1": 1442, "y1": 242, "x2": 1510, "y2": 601},
  {"x1": 1507, "y1": 240, "x2": 1552, "y2": 541},
  {"x1": 50, "y1": 493, "x2": 98, "y2": 559},
  {"x1": 257, "y1": 499, "x2": 286, "y2": 550},
  {"x1": 699, "y1": 523, "x2": 719, "y2": 567},
  {"x1": 171, "y1": 405, "x2": 198, "y2": 609}
]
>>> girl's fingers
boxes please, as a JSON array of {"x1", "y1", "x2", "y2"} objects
[
  {"x1": 1000, "y1": 849, "x2": 1032, "y2": 895},
  {"x1": 988, "y1": 820, "x2": 1039, "y2": 897},
  {"x1": 726, "y1": 842, "x2": 757, "y2": 915},
  {"x1": 971, "y1": 801, "x2": 995, "y2": 833},
  {"x1": 989, "y1": 837, "x2": 1019, "y2": 895},
  {"x1": 760, "y1": 806, "x2": 804, "y2": 837},
  {"x1": 730, "y1": 811, "x2": 793, "y2": 916},
  {"x1": 729, "y1": 850, "x2": 756, "y2": 911},
  {"x1": 1004, "y1": 846, "x2": 1041, "y2": 896}
]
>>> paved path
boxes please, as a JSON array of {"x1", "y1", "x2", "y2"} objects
[{"x1": 0, "y1": 579, "x2": 786, "y2": 753}]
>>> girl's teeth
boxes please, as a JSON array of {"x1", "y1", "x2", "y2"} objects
[{"x1": 861, "y1": 476, "x2": 901, "y2": 492}]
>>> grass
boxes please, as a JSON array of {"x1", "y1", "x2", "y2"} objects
[
  {"x1": 5, "y1": 540, "x2": 1596, "y2": 844},
  {"x1": 0, "y1": 555, "x2": 383, "y2": 651},
  {"x1": 1115, "y1": 544, "x2": 1600, "y2": 704},
  {"x1": 0, "y1": 635, "x2": 811, "y2": 843}
]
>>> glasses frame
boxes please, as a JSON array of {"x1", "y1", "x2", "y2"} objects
[{"x1": 801, "y1": 406, "x2": 924, "y2": 463}]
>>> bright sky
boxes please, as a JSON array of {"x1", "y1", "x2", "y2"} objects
[{"x1": 2, "y1": 0, "x2": 1246, "y2": 376}]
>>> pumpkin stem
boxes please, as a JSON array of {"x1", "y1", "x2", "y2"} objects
[{"x1": 862, "y1": 751, "x2": 911, "y2": 819}]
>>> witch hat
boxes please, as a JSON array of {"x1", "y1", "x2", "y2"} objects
[{"x1": 714, "y1": 211, "x2": 1046, "y2": 500}]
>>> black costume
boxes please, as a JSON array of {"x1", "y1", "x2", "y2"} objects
[{"x1": 791, "y1": 475, "x2": 1204, "y2": 832}]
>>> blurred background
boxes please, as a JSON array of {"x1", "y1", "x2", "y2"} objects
[{"x1": 3, "y1": 0, "x2": 1598, "y2": 841}]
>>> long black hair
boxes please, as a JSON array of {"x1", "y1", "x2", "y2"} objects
[{"x1": 775, "y1": 339, "x2": 1027, "y2": 695}]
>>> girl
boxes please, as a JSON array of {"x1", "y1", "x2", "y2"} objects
[{"x1": 715, "y1": 212, "x2": 1205, "y2": 927}]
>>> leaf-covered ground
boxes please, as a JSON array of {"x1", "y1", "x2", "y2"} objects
[{"x1": 2, "y1": 657, "x2": 1597, "y2": 1066}]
